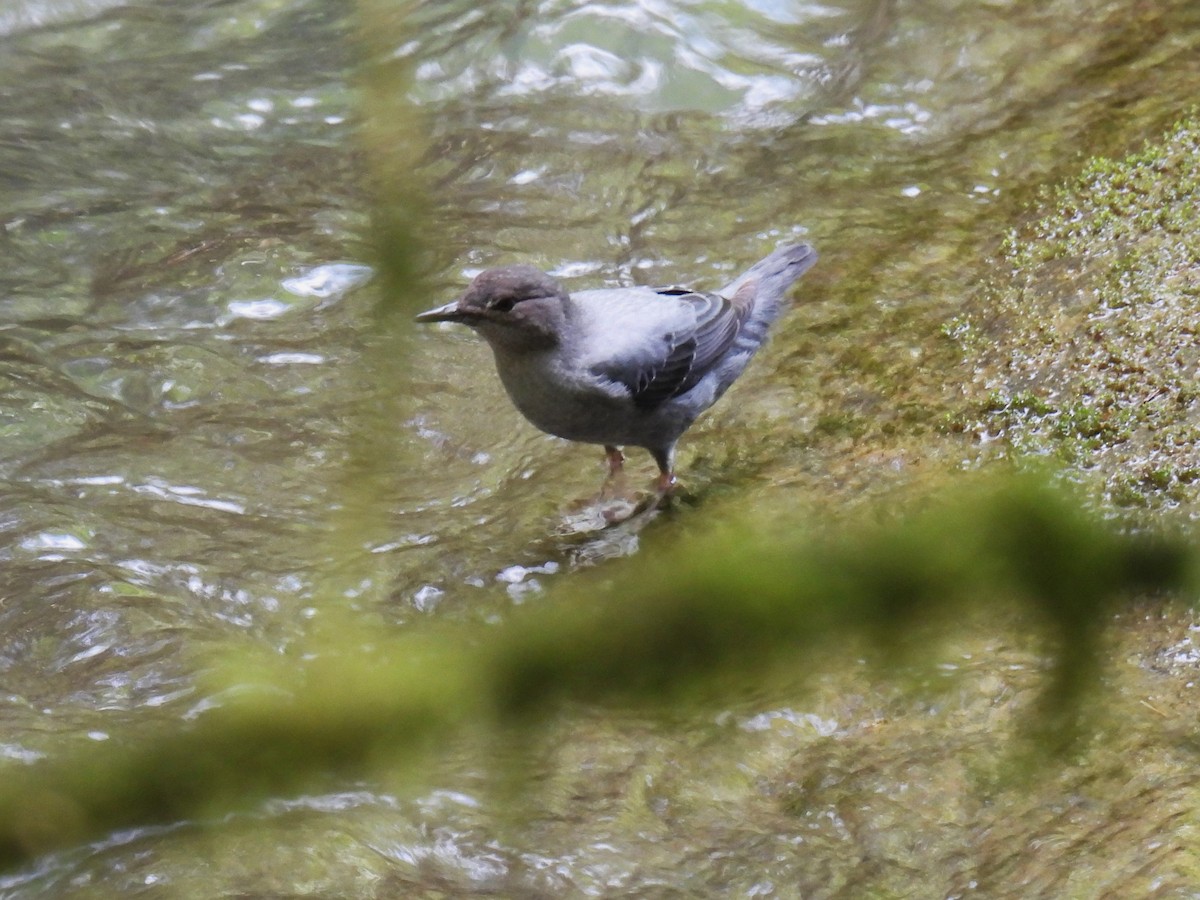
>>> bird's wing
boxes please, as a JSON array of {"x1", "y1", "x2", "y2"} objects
[{"x1": 578, "y1": 283, "x2": 754, "y2": 409}]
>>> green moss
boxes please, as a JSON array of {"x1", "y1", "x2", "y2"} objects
[
  {"x1": 985, "y1": 390, "x2": 1055, "y2": 417},
  {"x1": 970, "y1": 112, "x2": 1200, "y2": 513},
  {"x1": 815, "y1": 412, "x2": 869, "y2": 438}
]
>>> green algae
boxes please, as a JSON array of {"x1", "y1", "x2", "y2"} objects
[{"x1": 969, "y1": 114, "x2": 1200, "y2": 513}]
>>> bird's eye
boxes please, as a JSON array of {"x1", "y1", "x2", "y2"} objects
[{"x1": 490, "y1": 297, "x2": 516, "y2": 312}]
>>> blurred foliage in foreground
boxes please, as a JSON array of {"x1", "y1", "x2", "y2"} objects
[{"x1": 0, "y1": 474, "x2": 1191, "y2": 869}]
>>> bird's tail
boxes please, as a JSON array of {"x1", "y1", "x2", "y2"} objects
[
  {"x1": 723, "y1": 241, "x2": 817, "y2": 304},
  {"x1": 697, "y1": 241, "x2": 817, "y2": 406},
  {"x1": 723, "y1": 241, "x2": 818, "y2": 338}
]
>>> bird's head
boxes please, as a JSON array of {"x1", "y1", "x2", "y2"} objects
[{"x1": 416, "y1": 265, "x2": 569, "y2": 352}]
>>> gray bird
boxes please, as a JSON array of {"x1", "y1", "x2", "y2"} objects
[{"x1": 416, "y1": 241, "x2": 818, "y2": 492}]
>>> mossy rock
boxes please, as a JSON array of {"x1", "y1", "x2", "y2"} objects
[{"x1": 966, "y1": 114, "x2": 1200, "y2": 512}]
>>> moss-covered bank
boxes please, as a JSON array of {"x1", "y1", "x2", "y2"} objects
[{"x1": 963, "y1": 114, "x2": 1200, "y2": 514}]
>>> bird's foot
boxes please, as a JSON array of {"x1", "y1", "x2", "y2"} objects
[
  {"x1": 599, "y1": 473, "x2": 674, "y2": 523},
  {"x1": 557, "y1": 464, "x2": 659, "y2": 533},
  {"x1": 559, "y1": 491, "x2": 641, "y2": 532},
  {"x1": 655, "y1": 470, "x2": 678, "y2": 495}
]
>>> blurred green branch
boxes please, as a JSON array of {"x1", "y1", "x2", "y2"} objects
[{"x1": 0, "y1": 475, "x2": 1190, "y2": 870}]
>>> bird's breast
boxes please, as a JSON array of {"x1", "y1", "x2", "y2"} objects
[{"x1": 489, "y1": 348, "x2": 643, "y2": 444}]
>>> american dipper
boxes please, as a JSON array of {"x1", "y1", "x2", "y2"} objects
[{"x1": 416, "y1": 241, "x2": 817, "y2": 491}]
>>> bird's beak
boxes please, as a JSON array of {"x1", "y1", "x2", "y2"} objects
[{"x1": 414, "y1": 301, "x2": 466, "y2": 324}]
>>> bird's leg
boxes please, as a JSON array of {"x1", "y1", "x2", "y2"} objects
[
  {"x1": 603, "y1": 445, "x2": 625, "y2": 477},
  {"x1": 596, "y1": 445, "x2": 631, "y2": 504},
  {"x1": 650, "y1": 445, "x2": 677, "y2": 495}
]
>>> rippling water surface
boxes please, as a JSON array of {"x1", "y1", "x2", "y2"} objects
[{"x1": 2, "y1": 0, "x2": 1200, "y2": 894}]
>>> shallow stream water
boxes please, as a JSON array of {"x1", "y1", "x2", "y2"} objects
[{"x1": 3, "y1": 0, "x2": 1200, "y2": 895}]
